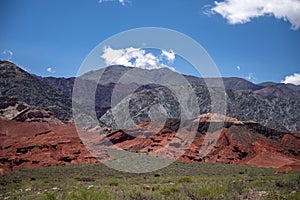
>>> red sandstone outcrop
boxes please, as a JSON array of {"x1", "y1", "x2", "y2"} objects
[
  {"x1": 1, "y1": 112, "x2": 299, "y2": 172},
  {"x1": 97, "y1": 113, "x2": 300, "y2": 170},
  {"x1": 0, "y1": 119, "x2": 109, "y2": 172}
]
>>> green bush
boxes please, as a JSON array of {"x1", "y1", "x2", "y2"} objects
[
  {"x1": 178, "y1": 177, "x2": 192, "y2": 183},
  {"x1": 159, "y1": 186, "x2": 178, "y2": 196},
  {"x1": 109, "y1": 181, "x2": 119, "y2": 186},
  {"x1": 286, "y1": 192, "x2": 300, "y2": 200}
]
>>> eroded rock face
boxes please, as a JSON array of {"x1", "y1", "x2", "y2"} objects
[
  {"x1": 198, "y1": 127, "x2": 299, "y2": 169},
  {"x1": 0, "y1": 119, "x2": 108, "y2": 172},
  {"x1": 98, "y1": 83, "x2": 300, "y2": 133},
  {"x1": 0, "y1": 96, "x2": 29, "y2": 120},
  {"x1": 96, "y1": 113, "x2": 300, "y2": 170},
  {"x1": 0, "y1": 112, "x2": 299, "y2": 172},
  {"x1": 0, "y1": 97, "x2": 103, "y2": 172},
  {"x1": 0, "y1": 96, "x2": 61, "y2": 124}
]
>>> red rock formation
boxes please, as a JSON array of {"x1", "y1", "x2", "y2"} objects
[
  {"x1": 95, "y1": 113, "x2": 300, "y2": 170},
  {"x1": 1, "y1": 112, "x2": 299, "y2": 172},
  {"x1": 0, "y1": 119, "x2": 108, "y2": 172}
]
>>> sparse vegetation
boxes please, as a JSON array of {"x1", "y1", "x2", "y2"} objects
[{"x1": 0, "y1": 162, "x2": 299, "y2": 200}]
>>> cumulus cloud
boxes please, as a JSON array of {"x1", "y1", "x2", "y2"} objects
[
  {"x1": 1, "y1": 49, "x2": 13, "y2": 60},
  {"x1": 101, "y1": 46, "x2": 175, "y2": 70},
  {"x1": 281, "y1": 72, "x2": 300, "y2": 85},
  {"x1": 210, "y1": 0, "x2": 300, "y2": 30},
  {"x1": 47, "y1": 67, "x2": 55, "y2": 73},
  {"x1": 161, "y1": 50, "x2": 175, "y2": 63}
]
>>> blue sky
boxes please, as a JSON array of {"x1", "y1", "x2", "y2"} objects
[{"x1": 0, "y1": 0, "x2": 299, "y2": 84}]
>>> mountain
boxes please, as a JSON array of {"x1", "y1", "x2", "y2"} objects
[
  {"x1": 222, "y1": 77, "x2": 263, "y2": 90},
  {"x1": 34, "y1": 64, "x2": 300, "y2": 132},
  {"x1": 1, "y1": 60, "x2": 300, "y2": 172},
  {"x1": 41, "y1": 76, "x2": 75, "y2": 98},
  {"x1": 254, "y1": 83, "x2": 300, "y2": 99},
  {"x1": 0, "y1": 61, "x2": 72, "y2": 122},
  {"x1": 98, "y1": 84, "x2": 300, "y2": 133},
  {"x1": 258, "y1": 82, "x2": 300, "y2": 92},
  {"x1": 258, "y1": 82, "x2": 278, "y2": 87},
  {"x1": 1, "y1": 61, "x2": 299, "y2": 133},
  {"x1": 79, "y1": 66, "x2": 300, "y2": 99},
  {"x1": 81, "y1": 65, "x2": 298, "y2": 132}
]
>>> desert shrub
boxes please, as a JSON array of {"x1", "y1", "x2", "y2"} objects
[
  {"x1": 109, "y1": 181, "x2": 119, "y2": 186},
  {"x1": 178, "y1": 177, "x2": 192, "y2": 183},
  {"x1": 43, "y1": 192, "x2": 56, "y2": 200},
  {"x1": 121, "y1": 189, "x2": 164, "y2": 200},
  {"x1": 185, "y1": 183, "x2": 238, "y2": 200},
  {"x1": 286, "y1": 192, "x2": 300, "y2": 200},
  {"x1": 159, "y1": 186, "x2": 179, "y2": 196},
  {"x1": 126, "y1": 192, "x2": 155, "y2": 200},
  {"x1": 151, "y1": 184, "x2": 160, "y2": 191},
  {"x1": 275, "y1": 180, "x2": 285, "y2": 188}
]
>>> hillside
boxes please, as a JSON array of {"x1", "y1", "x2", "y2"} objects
[
  {"x1": 0, "y1": 61, "x2": 72, "y2": 122},
  {"x1": 1, "y1": 61, "x2": 300, "y2": 132},
  {"x1": 44, "y1": 64, "x2": 300, "y2": 132}
]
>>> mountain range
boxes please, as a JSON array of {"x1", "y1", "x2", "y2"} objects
[
  {"x1": 0, "y1": 60, "x2": 300, "y2": 172},
  {"x1": 1, "y1": 60, "x2": 299, "y2": 132}
]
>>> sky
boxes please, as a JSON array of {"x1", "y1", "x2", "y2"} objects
[{"x1": 0, "y1": 0, "x2": 300, "y2": 84}]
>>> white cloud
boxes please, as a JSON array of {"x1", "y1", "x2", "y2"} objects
[
  {"x1": 203, "y1": 4, "x2": 214, "y2": 17},
  {"x1": 246, "y1": 72, "x2": 255, "y2": 81},
  {"x1": 98, "y1": 0, "x2": 127, "y2": 5},
  {"x1": 210, "y1": 0, "x2": 300, "y2": 30},
  {"x1": 101, "y1": 46, "x2": 175, "y2": 70},
  {"x1": 236, "y1": 65, "x2": 241, "y2": 70},
  {"x1": 281, "y1": 72, "x2": 300, "y2": 85},
  {"x1": 161, "y1": 50, "x2": 175, "y2": 63},
  {"x1": 47, "y1": 67, "x2": 55, "y2": 73},
  {"x1": 1, "y1": 49, "x2": 13, "y2": 60},
  {"x1": 119, "y1": 0, "x2": 126, "y2": 5}
]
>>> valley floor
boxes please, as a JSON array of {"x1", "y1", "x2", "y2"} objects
[{"x1": 0, "y1": 162, "x2": 299, "y2": 200}]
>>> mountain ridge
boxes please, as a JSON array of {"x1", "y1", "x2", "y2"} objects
[
  {"x1": 44, "y1": 64, "x2": 300, "y2": 99},
  {"x1": 1, "y1": 61, "x2": 300, "y2": 132}
]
